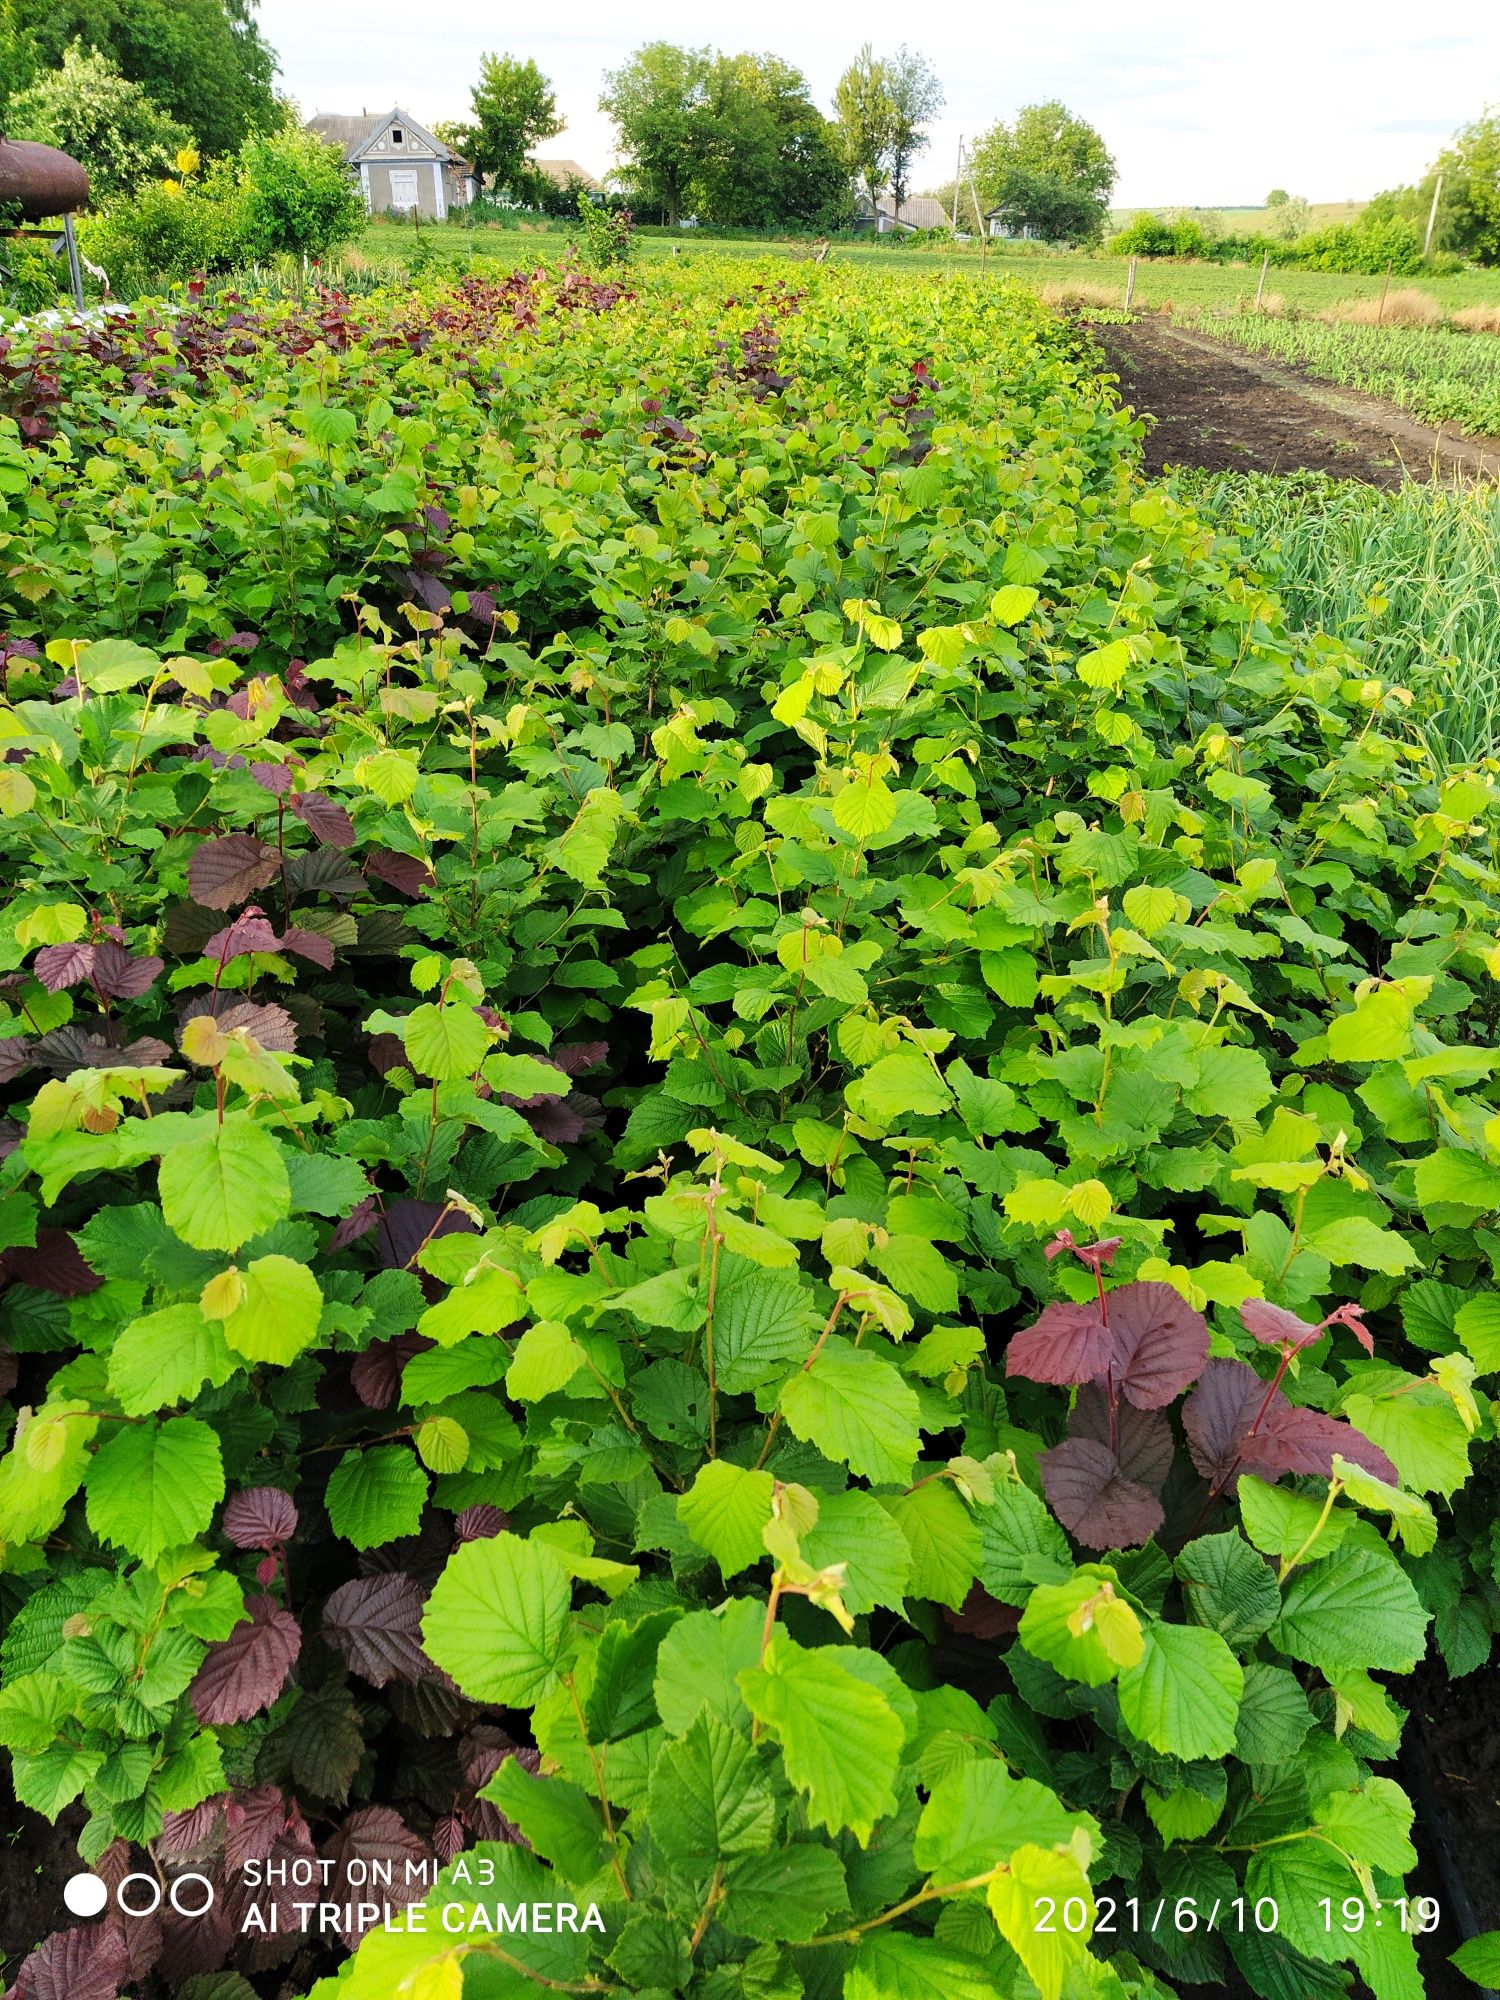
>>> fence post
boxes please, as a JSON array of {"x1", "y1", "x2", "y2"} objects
[
  {"x1": 1377, "y1": 259, "x2": 1393, "y2": 327},
  {"x1": 1123, "y1": 255, "x2": 1137, "y2": 310},
  {"x1": 1254, "y1": 246, "x2": 1270, "y2": 311}
]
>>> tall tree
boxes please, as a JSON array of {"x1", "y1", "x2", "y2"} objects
[
  {"x1": 451, "y1": 52, "x2": 563, "y2": 195},
  {"x1": 599, "y1": 41, "x2": 711, "y2": 228},
  {"x1": 23, "y1": 0, "x2": 278, "y2": 157},
  {"x1": 884, "y1": 46, "x2": 943, "y2": 213},
  {"x1": 971, "y1": 101, "x2": 1116, "y2": 244},
  {"x1": 833, "y1": 44, "x2": 896, "y2": 209}
]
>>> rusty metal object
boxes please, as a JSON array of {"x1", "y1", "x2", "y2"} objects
[{"x1": 0, "y1": 136, "x2": 90, "y2": 224}]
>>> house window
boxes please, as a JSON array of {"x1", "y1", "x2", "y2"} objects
[{"x1": 391, "y1": 127, "x2": 404, "y2": 146}]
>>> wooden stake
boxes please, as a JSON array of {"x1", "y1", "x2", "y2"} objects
[
  {"x1": 1377, "y1": 259, "x2": 1392, "y2": 326},
  {"x1": 1254, "y1": 247, "x2": 1270, "y2": 310},
  {"x1": 1123, "y1": 255, "x2": 1137, "y2": 310}
]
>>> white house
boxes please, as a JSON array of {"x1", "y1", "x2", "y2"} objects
[
  {"x1": 304, "y1": 109, "x2": 472, "y2": 219},
  {"x1": 984, "y1": 209, "x2": 1039, "y2": 240}
]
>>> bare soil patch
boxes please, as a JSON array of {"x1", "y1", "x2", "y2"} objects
[
  {"x1": 1096, "y1": 319, "x2": 1500, "y2": 487},
  {"x1": 0, "y1": 1786, "x2": 89, "y2": 1989}
]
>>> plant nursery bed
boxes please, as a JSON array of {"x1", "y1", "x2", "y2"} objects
[{"x1": 3, "y1": 259, "x2": 1500, "y2": 2000}]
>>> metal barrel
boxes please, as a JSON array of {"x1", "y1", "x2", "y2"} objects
[{"x1": 0, "y1": 137, "x2": 91, "y2": 222}]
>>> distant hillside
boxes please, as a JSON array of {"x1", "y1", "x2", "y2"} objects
[{"x1": 1107, "y1": 201, "x2": 1367, "y2": 232}]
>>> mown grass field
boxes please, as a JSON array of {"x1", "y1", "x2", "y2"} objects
[{"x1": 356, "y1": 217, "x2": 1500, "y2": 316}]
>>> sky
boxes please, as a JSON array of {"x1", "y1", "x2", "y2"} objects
[{"x1": 257, "y1": 0, "x2": 1497, "y2": 209}]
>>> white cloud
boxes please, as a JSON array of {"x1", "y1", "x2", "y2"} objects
[{"x1": 258, "y1": 0, "x2": 1494, "y2": 208}]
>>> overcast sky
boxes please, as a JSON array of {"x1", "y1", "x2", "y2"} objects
[{"x1": 258, "y1": 0, "x2": 1494, "y2": 208}]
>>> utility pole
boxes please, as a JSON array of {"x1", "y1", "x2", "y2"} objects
[
  {"x1": 1423, "y1": 172, "x2": 1444, "y2": 259},
  {"x1": 951, "y1": 136, "x2": 963, "y2": 233}
]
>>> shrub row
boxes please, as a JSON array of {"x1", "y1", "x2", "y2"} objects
[{"x1": 1109, "y1": 211, "x2": 1438, "y2": 277}]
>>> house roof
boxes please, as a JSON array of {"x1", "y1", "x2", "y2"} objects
[
  {"x1": 881, "y1": 196, "x2": 949, "y2": 230},
  {"x1": 305, "y1": 109, "x2": 453, "y2": 164},
  {"x1": 305, "y1": 114, "x2": 371, "y2": 158},
  {"x1": 853, "y1": 192, "x2": 952, "y2": 230},
  {"x1": 529, "y1": 158, "x2": 601, "y2": 192}
]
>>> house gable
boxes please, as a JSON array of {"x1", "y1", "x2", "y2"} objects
[{"x1": 350, "y1": 110, "x2": 452, "y2": 166}]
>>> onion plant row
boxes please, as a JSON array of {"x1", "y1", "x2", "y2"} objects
[{"x1": 1190, "y1": 311, "x2": 1500, "y2": 439}]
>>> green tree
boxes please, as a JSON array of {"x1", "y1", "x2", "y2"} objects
[
  {"x1": 1422, "y1": 109, "x2": 1500, "y2": 263},
  {"x1": 693, "y1": 53, "x2": 849, "y2": 230},
  {"x1": 833, "y1": 44, "x2": 897, "y2": 208},
  {"x1": 238, "y1": 126, "x2": 365, "y2": 259},
  {"x1": 23, "y1": 0, "x2": 278, "y2": 157},
  {"x1": 600, "y1": 41, "x2": 711, "y2": 228},
  {"x1": 451, "y1": 52, "x2": 563, "y2": 196},
  {"x1": 9, "y1": 38, "x2": 193, "y2": 199},
  {"x1": 1265, "y1": 193, "x2": 1310, "y2": 242},
  {"x1": 884, "y1": 46, "x2": 943, "y2": 212},
  {"x1": 971, "y1": 100, "x2": 1116, "y2": 244}
]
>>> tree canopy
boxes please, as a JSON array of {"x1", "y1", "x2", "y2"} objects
[
  {"x1": 8, "y1": 38, "x2": 193, "y2": 198},
  {"x1": 0, "y1": 11, "x2": 35, "y2": 128},
  {"x1": 238, "y1": 125, "x2": 366, "y2": 259},
  {"x1": 693, "y1": 53, "x2": 848, "y2": 230},
  {"x1": 449, "y1": 52, "x2": 563, "y2": 195},
  {"x1": 971, "y1": 100, "x2": 1116, "y2": 244},
  {"x1": 16, "y1": 0, "x2": 278, "y2": 157},
  {"x1": 601, "y1": 41, "x2": 849, "y2": 231}
]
